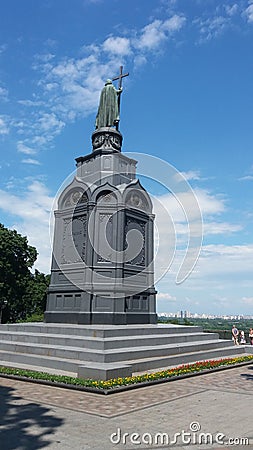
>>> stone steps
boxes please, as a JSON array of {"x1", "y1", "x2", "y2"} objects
[
  {"x1": 0, "y1": 349, "x2": 80, "y2": 373},
  {"x1": 0, "y1": 322, "x2": 249, "y2": 380},
  {"x1": 0, "y1": 359, "x2": 75, "y2": 377},
  {"x1": 0, "y1": 345, "x2": 249, "y2": 379},
  {"x1": 0, "y1": 323, "x2": 203, "y2": 337},
  {"x1": 129, "y1": 345, "x2": 246, "y2": 372},
  {"x1": 0, "y1": 330, "x2": 219, "y2": 349},
  {"x1": 0, "y1": 337, "x2": 233, "y2": 363}
]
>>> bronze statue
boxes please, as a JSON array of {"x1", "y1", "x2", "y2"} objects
[
  {"x1": 95, "y1": 79, "x2": 122, "y2": 129},
  {"x1": 95, "y1": 66, "x2": 129, "y2": 130}
]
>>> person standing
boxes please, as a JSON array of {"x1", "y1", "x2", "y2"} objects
[
  {"x1": 240, "y1": 330, "x2": 246, "y2": 344},
  {"x1": 232, "y1": 325, "x2": 239, "y2": 345},
  {"x1": 249, "y1": 328, "x2": 253, "y2": 345}
]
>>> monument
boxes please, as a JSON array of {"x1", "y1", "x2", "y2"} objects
[
  {"x1": 0, "y1": 69, "x2": 245, "y2": 381},
  {"x1": 44, "y1": 67, "x2": 157, "y2": 325}
]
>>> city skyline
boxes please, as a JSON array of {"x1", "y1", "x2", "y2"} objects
[{"x1": 158, "y1": 311, "x2": 253, "y2": 320}]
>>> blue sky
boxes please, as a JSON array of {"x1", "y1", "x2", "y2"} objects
[{"x1": 0, "y1": 0, "x2": 253, "y2": 315}]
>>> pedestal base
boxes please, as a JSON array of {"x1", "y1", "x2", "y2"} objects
[
  {"x1": 44, "y1": 311, "x2": 157, "y2": 325},
  {"x1": 45, "y1": 287, "x2": 157, "y2": 325}
]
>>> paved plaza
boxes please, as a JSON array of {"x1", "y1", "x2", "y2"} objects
[{"x1": 0, "y1": 364, "x2": 253, "y2": 449}]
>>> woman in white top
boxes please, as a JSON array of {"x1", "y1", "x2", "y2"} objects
[{"x1": 240, "y1": 330, "x2": 246, "y2": 344}]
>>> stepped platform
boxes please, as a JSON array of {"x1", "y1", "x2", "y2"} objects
[{"x1": 0, "y1": 323, "x2": 251, "y2": 380}]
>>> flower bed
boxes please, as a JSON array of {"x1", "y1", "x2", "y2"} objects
[{"x1": 0, "y1": 355, "x2": 252, "y2": 394}]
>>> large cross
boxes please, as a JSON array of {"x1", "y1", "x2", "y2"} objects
[
  {"x1": 112, "y1": 65, "x2": 129, "y2": 90},
  {"x1": 112, "y1": 66, "x2": 129, "y2": 131}
]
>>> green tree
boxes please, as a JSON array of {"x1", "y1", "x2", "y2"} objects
[
  {"x1": 23, "y1": 269, "x2": 50, "y2": 317},
  {"x1": 0, "y1": 223, "x2": 49, "y2": 323}
]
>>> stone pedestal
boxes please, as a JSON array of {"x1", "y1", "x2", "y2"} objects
[{"x1": 45, "y1": 127, "x2": 157, "y2": 325}]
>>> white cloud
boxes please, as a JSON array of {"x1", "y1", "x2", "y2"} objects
[
  {"x1": 8, "y1": 6, "x2": 244, "y2": 159},
  {"x1": 44, "y1": 82, "x2": 59, "y2": 91},
  {"x1": 153, "y1": 187, "x2": 225, "y2": 238},
  {"x1": 0, "y1": 181, "x2": 54, "y2": 273},
  {"x1": 135, "y1": 15, "x2": 185, "y2": 50},
  {"x1": 15, "y1": 111, "x2": 65, "y2": 152},
  {"x1": 195, "y1": 16, "x2": 229, "y2": 43},
  {"x1": 30, "y1": 135, "x2": 48, "y2": 146},
  {"x1": 37, "y1": 113, "x2": 65, "y2": 134},
  {"x1": 244, "y1": 3, "x2": 253, "y2": 22},
  {"x1": 163, "y1": 15, "x2": 186, "y2": 32},
  {"x1": 151, "y1": 179, "x2": 248, "y2": 289},
  {"x1": 0, "y1": 181, "x2": 52, "y2": 221},
  {"x1": 155, "y1": 243, "x2": 253, "y2": 312},
  {"x1": 154, "y1": 188, "x2": 225, "y2": 223},
  {"x1": 157, "y1": 292, "x2": 176, "y2": 301},
  {"x1": 0, "y1": 116, "x2": 9, "y2": 135},
  {"x1": 178, "y1": 170, "x2": 201, "y2": 181},
  {"x1": 203, "y1": 244, "x2": 253, "y2": 258},
  {"x1": 133, "y1": 54, "x2": 147, "y2": 67},
  {"x1": 102, "y1": 37, "x2": 131, "y2": 56},
  {"x1": 194, "y1": 188, "x2": 225, "y2": 215},
  {"x1": 10, "y1": 12, "x2": 186, "y2": 153},
  {"x1": 238, "y1": 175, "x2": 253, "y2": 181},
  {"x1": 17, "y1": 141, "x2": 36, "y2": 155},
  {"x1": 238, "y1": 166, "x2": 253, "y2": 181},
  {"x1": 194, "y1": 244, "x2": 253, "y2": 278},
  {"x1": 0, "y1": 86, "x2": 8, "y2": 100},
  {"x1": 224, "y1": 4, "x2": 239, "y2": 16},
  {"x1": 34, "y1": 53, "x2": 55, "y2": 63},
  {"x1": 35, "y1": 54, "x2": 105, "y2": 122},
  {"x1": 21, "y1": 158, "x2": 41, "y2": 165},
  {"x1": 241, "y1": 296, "x2": 253, "y2": 305},
  {"x1": 18, "y1": 99, "x2": 44, "y2": 107},
  {"x1": 204, "y1": 221, "x2": 242, "y2": 235}
]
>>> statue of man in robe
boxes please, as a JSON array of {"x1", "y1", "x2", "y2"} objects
[{"x1": 95, "y1": 79, "x2": 122, "y2": 129}]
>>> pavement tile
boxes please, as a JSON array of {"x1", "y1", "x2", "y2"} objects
[
  {"x1": 0, "y1": 376, "x2": 204, "y2": 418},
  {"x1": 1, "y1": 365, "x2": 253, "y2": 449}
]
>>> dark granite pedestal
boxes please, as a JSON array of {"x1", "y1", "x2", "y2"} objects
[{"x1": 45, "y1": 127, "x2": 157, "y2": 325}]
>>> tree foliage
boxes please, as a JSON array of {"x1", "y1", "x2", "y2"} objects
[
  {"x1": 23, "y1": 269, "x2": 50, "y2": 317},
  {"x1": 0, "y1": 224, "x2": 49, "y2": 323}
]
